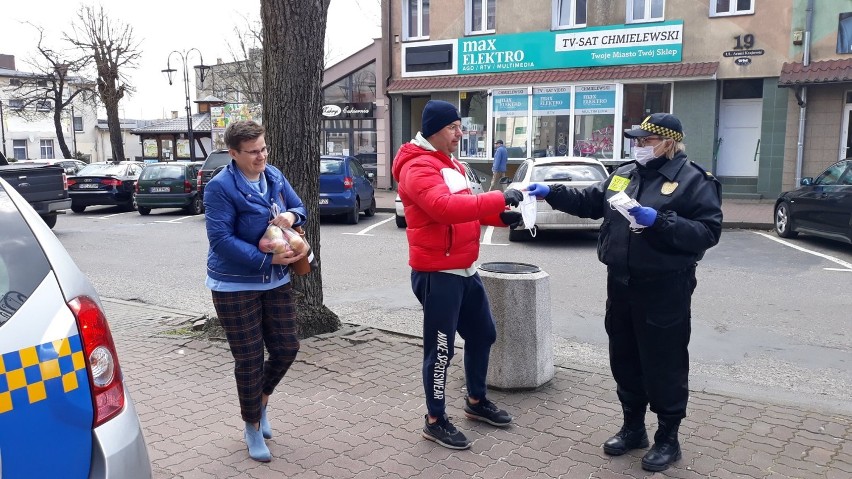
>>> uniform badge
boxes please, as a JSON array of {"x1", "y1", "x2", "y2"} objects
[{"x1": 660, "y1": 181, "x2": 678, "y2": 196}]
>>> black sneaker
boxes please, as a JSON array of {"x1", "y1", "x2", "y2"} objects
[
  {"x1": 464, "y1": 397, "x2": 513, "y2": 427},
  {"x1": 422, "y1": 414, "x2": 471, "y2": 450}
]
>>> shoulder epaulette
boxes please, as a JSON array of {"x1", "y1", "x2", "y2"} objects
[{"x1": 690, "y1": 161, "x2": 717, "y2": 180}]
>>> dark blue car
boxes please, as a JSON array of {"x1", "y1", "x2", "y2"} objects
[
  {"x1": 774, "y1": 159, "x2": 852, "y2": 244},
  {"x1": 319, "y1": 155, "x2": 376, "y2": 224}
]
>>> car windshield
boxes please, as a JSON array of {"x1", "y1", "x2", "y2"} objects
[
  {"x1": 78, "y1": 163, "x2": 128, "y2": 176},
  {"x1": 0, "y1": 185, "x2": 51, "y2": 326},
  {"x1": 204, "y1": 153, "x2": 232, "y2": 170},
  {"x1": 531, "y1": 163, "x2": 606, "y2": 182},
  {"x1": 320, "y1": 158, "x2": 344, "y2": 175},
  {"x1": 141, "y1": 165, "x2": 184, "y2": 180}
]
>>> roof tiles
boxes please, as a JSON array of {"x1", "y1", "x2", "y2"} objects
[
  {"x1": 387, "y1": 62, "x2": 719, "y2": 93},
  {"x1": 778, "y1": 59, "x2": 852, "y2": 86}
]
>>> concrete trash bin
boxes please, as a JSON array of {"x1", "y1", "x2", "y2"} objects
[{"x1": 479, "y1": 262, "x2": 554, "y2": 390}]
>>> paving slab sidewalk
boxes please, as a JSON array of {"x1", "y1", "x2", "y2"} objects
[{"x1": 105, "y1": 298, "x2": 850, "y2": 479}]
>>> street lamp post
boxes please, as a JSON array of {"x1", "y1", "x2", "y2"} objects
[
  {"x1": 0, "y1": 100, "x2": 6, "y2": 157},
  {"x1": 162, "y1": 49, "x2": 210, "y2": 161}
]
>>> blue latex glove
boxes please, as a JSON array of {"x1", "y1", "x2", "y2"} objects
[
  {"x1": 628, "y1": 206, "x2": 658, "y2": 227},
  {"x1": 526, "y1": 183, "x2": 550, "y2": 198}
]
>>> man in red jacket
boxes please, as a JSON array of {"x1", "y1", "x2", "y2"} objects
[{"x1": 392, "y1": 100, "x2": 524, "y2": 450}]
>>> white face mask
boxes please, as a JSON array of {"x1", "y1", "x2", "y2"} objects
[
  {"x1": 519, "y1": 191, "x2": 538, "y2": 237},
  {"x1": 633, "y1": 145, "x2": 656, "y2": 164}
]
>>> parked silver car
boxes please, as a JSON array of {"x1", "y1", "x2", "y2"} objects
[
  {"x1": 395, "y1": 161, "x2": 486, "y2": 228},
  {"x1": 504, "y1": 156, "x2": 609, "y2": 241},
  {"x1": 0, "y1": 177, "x2": 152, "y2": 478}
]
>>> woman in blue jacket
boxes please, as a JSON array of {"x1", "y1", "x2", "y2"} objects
[{"x1": 204, "y1": 120, "x2": 307, "y2": 462}]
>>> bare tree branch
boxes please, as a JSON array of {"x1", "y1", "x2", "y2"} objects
[{"x1": 65, "y1": 5, "x2": 141, "y2": 162}]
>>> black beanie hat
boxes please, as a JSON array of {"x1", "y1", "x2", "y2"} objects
[{"x1": 421, "y1": 100, "x2": 461, "y2": 139}]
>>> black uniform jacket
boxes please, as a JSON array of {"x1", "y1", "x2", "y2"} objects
[{"x1": 544, "y1": 152, "x2": 722, "y2": 283}]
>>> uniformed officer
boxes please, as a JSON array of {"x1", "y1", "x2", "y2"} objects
[{"x1": 526, "y1": 113, "x2": 722, "y2": 472}]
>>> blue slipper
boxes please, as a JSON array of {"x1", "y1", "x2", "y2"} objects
[
  {"x1": 244, "y1": 422, "x2": 271, "y2": 462},
  {"x1": 260, "y1": 404, "x2": 272, "y2": 439}
]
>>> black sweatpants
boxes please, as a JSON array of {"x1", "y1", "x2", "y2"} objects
[
  {"x1": 605, "y1": 266, "x2": 696, "y2": 420},
  {"x1": 411, "y1": 270, "x2": 497, "y2": 418}
]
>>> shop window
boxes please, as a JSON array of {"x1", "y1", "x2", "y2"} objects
[
  {"x1": 323, "y1": 77, "x2": 349, "y2": 104},
  {"x1": 459, "y1": 91, "x2": 488, "y2": 158},
  {"x1": 13, "y1": 140, "x2": 27, "y2": 160},
  {"x1": 622, "y1": 83, "x2": 671, "y2": 157},
  {"x1": 722, "y1": 79, "x2": 762, "y2": 99},
  {"x1": 492, "y1": 89, "x2": 529, "y2": 159},
  {"x1": 710, "y1": 0, "x2": 753, "y2": 17},
  {"x1": 403, "y1": 0, "x2": 430, "y2": 40},
  {"x1": 40, "y1": 139, "x2": 55, "y2": 159},
  {"x1": 627, "y1": 0, "x2": 664, "y2": 24},
  {"x1": 553, "y1": 0, "x2": 587, "y2": 30},
  {"x1": 531, "y1": 87, "x2": 572, "y2": 157},
  {"x1": 323, "y1": 63, "x2": 376, "y2": 104},
  {"x1": 466, "y1": 0, "x2": 495, "y2": 35},
  {"x1": 573, "y1": 85, "x2": 616, "y2": 160}
]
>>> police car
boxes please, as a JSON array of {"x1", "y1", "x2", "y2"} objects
[{"x1": 0, "y1": 177, "x2": 151, "y2": 478}]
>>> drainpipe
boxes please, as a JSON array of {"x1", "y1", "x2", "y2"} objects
[
  {"x1": 384, "y1": 0, "x2": 395, "y2": 189},
  {"x1": 795, "y1": 0, "x2": 815, "y2": 186}
]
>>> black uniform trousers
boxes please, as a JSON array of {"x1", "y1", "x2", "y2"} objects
[{"x1": 605, "y1": 266, "x2": 696, "y2": 421}]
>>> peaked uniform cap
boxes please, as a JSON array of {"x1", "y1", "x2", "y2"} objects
[{"x1": 624, "y1": 113, "x2": 684, "y2": 142}]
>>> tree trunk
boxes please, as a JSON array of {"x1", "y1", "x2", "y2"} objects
[
  {"x1": 105, "y1": 100, "x2": 125, "y2": 162},
  {"x1": 261, "y1": 0, "x2": 338, "y2": 338},
  {"x1": 53, "y1": 107, "x2": 72, "y2": 159}
]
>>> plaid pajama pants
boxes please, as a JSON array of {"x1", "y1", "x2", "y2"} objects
[{"x1": 211, "y1": 284, "x2": 300, "y2": 423}]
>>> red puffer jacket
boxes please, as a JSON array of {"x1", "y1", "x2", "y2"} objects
[{"x1": 392, "y1": 140, "x2": 507, "y2": 271}]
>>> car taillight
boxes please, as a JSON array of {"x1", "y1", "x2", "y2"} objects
[
  {"x1": 67, "y1": 178, "x2": 77, "y2": 187},
  {"x1": 68, "y1": 296, "x2": 125, "y2": 427},
  {"x1": 102, "y1": 178, "x2": 122, "y2": 187},
  {"x1": 134, "y1": 181, "x2": 139, "y2": 193},
  {"x1": 344, "y1": 177, "x2": 353, "y2": 189},
  {"x1": 62, "y1": 172, "x2": 68, "y2": 191},
  {"x1": 184, "y1": 180, "x2": 192, "y2": 193},
  {"x1": 197, "y1": 171, "x2": 203, "y2": 188}
]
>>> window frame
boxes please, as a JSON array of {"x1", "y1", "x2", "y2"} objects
[
  {"x1": 402, "y1": 0, "x2": 430, "y2": 41},
  {"x1": 709, "y1": 0, "x2": 754, "y2": 18},
  {"x1": 465, "y1": 0, "x2": 496, "y2": 36},
  {"x1": 12, "y1": 140, "x2": 27, "y2": 160},
  {"x1": 40, "y1": 139, "x2": 55, "y2": 160},
  {"x1": 552, "y1": 0, "x2": 587, "y2": 30},
  {"x1": 626, "y1": 0, "x2": 665, "y2": 24},
  {"x1": 73, "y1": 116, "x2": 84, "y2": 132},
  {"x1": 35, "y1": 100, "x2": 52, "y2": 112}
]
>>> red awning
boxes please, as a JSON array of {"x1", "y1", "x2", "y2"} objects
[
  {"x1": 387, "y1": 62, "x2": 719, "y2": 93},
  {"x1": 778, "y1": 59, "x2": 852, "y2": 87}
]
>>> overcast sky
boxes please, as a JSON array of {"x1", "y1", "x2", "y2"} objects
[{"x1": 0, "y1": 0, "x2": 381, "y2": 119}]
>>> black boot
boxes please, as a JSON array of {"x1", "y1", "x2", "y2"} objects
[
  {"x1": 602, "y1": 405, "x2": 649, "y2": 456},
  {"x1": 641, "y1": 417, "x2": 682, "y2": 472}
]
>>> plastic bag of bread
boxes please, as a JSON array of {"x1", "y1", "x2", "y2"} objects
[{"x1": 258, "y1": 224, "x2": 292, "y2": 254}]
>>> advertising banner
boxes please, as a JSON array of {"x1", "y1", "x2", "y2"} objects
[
  {"x1": 493, "y1": 88, "x2": 529, "y2": 117},
  {"x1": 574, "y1": 85, "x2": 616, "y2": 115},
  {"x1": 533, "y1": 87, "x2": 571, "y2": 116},
  {"x1": 457, "y1": 21, "x2": 682, "y2": 75}
]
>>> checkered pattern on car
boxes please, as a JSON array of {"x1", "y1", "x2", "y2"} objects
[{"x1": 0, "y1": 335, "x2": 87, "y2": 414}]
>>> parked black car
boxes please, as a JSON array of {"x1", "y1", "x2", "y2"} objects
[
  {"x1": 68, "y1": 161, "x2": 144, "y2": 213},
  {"x1": 774, "y1": 159, "x2": 852, "y2": 244},
  {"x1": 135, "y1": 161, "x2": 204, "y2": 215},
  {"x1": 197, "y1": 150, "x2": 231, "y2": 199}
]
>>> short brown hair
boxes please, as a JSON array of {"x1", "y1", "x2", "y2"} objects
[{"x1": 224, "y1": 120, "x2": 265, "y2": 150}]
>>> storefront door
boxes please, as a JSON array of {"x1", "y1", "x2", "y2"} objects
[{"x1": 717, "y1": 99, "x2": 762, "y2": 177}]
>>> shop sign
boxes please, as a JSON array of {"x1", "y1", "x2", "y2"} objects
[
  {"x1": 493, "y1": 89, "x2": 529, "y2": 117},
  {"x1": 574, "y1": 85, "x2": 616, "y2": 115},
  {"x1": 457, "y1": 21, "x2": 682, "y2": 75},
  {"x1": 321, "y1": 103, "x2": 374, "y2": 118},
  {"x1": 533, "y1": 87, "x2": 571, "y2": 116}
]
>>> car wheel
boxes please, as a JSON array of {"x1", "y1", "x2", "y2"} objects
[
  {"x1": 188, "y1": 195, "x2": 203, "y2": 215},
  {"x1": 346, "y1": 200, "x2": 360, "y2": 225},
  {"x1": 774, "y1": 201, "x2": 798, "y2": 238},
  {"x1": 138, "y1": 206, "x2": 151, "y2": 216},
  {"x1": 509, "y1": 227, "x2": 532, "y2": 242},
  {"x1": 395, "y1": 213, "x2": 406, "y2": 228},
  {"x1": 71, "y1": 204, "x2": 86, "y2": 213},
  {"x1": 364, "y1": 197, "x2": 376, "y2": 217},
  {"x1": 124, "y1": 194, "x2": 138, "y2": 212},
  {"x1": 40, "y1": 214, "x2": 57, "y2": 229}
]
